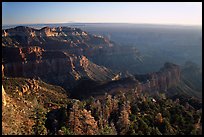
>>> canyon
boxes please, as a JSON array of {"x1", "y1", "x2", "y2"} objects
[
  {"x1": 2, "y1": 26, "x2": 181, "y2": 98},
  {"x1": 72, "y1": 62, "x2": 181, "y2": 99},
  {"x1": 2, "y1": 46, "x2": 117, "y2": 91},
  {"x1": 2, "y1": 25, "x2": 201, "y2": 135}
]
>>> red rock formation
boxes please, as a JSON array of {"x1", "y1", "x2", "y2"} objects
[
  {"x1": 135, "y1": 62, "x2": 181, "y2": 93},
  {"x1": 3, "y1": 45, "x2": 116, "y2": 91},
  {"x1": 84, "y1": 62, "x2": 181, "y2": 99},
  {"x1": 20, "y1": 79, "x2": 39, "y2": 95},
  {"x1": 2, "y1": 26, "x2": 181, "y2": 98},
  {"x1": 2, "y1": 26, "x2": 111, "y2": 51}
]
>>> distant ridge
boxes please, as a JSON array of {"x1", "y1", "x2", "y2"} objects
[{"x1": 2, "y1": 22, "x2": 201, "y2": 30}]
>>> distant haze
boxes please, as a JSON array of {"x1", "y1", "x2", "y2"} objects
[{"x1": 2, "y1": 2, "x2": 202, "y2": 26}]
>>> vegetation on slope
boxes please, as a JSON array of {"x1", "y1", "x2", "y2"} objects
[
  {"x1": 44, "y1": 91, "x2": 202, "y2": 135},
  {"x1": 2, "y1": 77, "x2": 69, "y2": 135}
]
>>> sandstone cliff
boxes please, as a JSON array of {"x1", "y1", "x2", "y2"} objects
[
  {"x1": 2, "y1": 46, "x2": 116, "y2": 91},
  {"x1": 134, "y1": 62, "x2": 180, "y2": 94},
  {"x1": 2, "y1": 26, "x2": 181, "y2": 99},
  {"x1": 72, "y1": 62, "x2": 181, "y2": 99},
  {"x1": 2, "y1": 26, "x2": 111, "y2": 51},
  {"x1": 2, "y1": 26, "x2": 142, "y2": 72}
]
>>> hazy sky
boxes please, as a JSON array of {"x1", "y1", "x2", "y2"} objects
[{"x1": 2, "y1": 2, "x2": 202, "y2": 26}]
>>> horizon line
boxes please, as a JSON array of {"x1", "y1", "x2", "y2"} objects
[{"x1": 2, "y1": 22, "x2": 202, "y2": 27}]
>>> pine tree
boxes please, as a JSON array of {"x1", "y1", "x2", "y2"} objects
[
  {"x1": 80, "y1": 109, "x2": 98, "y2": 135},
  {"x1": 32, "y1": 107, "x2": 47, "y2": 135},
  {"x1": 101, "y1": 93, "x2": 112, "y2": 127},
  {"x1": 110, "y1": 122, "x2": 117, "y2": 135},
  {"x1": 94, "y1": 100, "x2": 103, "y2": 129},
  {"x1": 68, "y1": 101, "x2": 83, "y2": 135},
  {"x1": 152, "y1": 127, "x2": 162, "y2": 135},
  {"x1": 99, "y1": 122, "x2": 117, "y2": 135},
  {"x1": 112, "y1": 96, "x2": 119, "y2": 112},
  {"x1": 117, "y1": 103, "x2": 130, "y2": 135},
  {"x1": 60, "y1": 126, "x2": 73, "y2": 135}
]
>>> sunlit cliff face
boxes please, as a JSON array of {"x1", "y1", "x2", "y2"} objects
[{"x1": 2, "y1": 65, "x2": 6, "y2": 106}]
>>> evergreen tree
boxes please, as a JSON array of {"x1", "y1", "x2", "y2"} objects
[
  {"x1": 68, "y1": 101, "x2": 83, "y2": 134},
  {"x1": 80, "y1": 109, "x2": 98, "y2": 135},
  {"x1": 60, "y1": 126, "x2": 73, "y2": 135},
  {"x1": 117, "y1": 103, "x2": 130, "y2": 135},
  {"x1": 151, "y1": 127, "x2": 162, "y2": 135},
  {"x1": 32, "y1": 107, "x2": 47, "y2": 135}
]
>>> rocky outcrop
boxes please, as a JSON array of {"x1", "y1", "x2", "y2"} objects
[
  {"x1": 3, "y1": 45, "x2": 116, "y2": 91},
  {"x1": 2, "y1": 65, "x2": 6, "y2": 106},
  {"x1": 74, "y1": 62, "x2": 181, "y2": 99},
  {"x1": 2, "y1": 26, "x2": 142, "y2": 87},
  {"x1": 2, "y1": 26, "x2": 180, "y2": 98},
  {"x1": 2, "y1": 46, "x2": 44, "y2": 64},
  {"x1": 2, "y1": 26, "x2": 119, "y2": 91},
  {"x1": 2, "y1": 77, "x2": 69, "y2": 135},
  {"x1": 2, "y1": 85, "x2": 6, "y2": 106},
  {"x1": 19, "y1": 79, "x2": 39, "y2": 95},
  {"x1": 134, "y1": 62, "x2": 180, "y2": 94},
  {"x1": 2, "y1": 26, "x2": 112, "y2": 50},
  {"x1": 2, "y1": 26, "x2": 140, "y2": 63}
]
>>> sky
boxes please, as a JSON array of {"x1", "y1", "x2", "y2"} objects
[{"x1": 2, "y1": 2, "x2": 202, "y2": 26}]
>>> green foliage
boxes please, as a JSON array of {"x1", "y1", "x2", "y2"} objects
[
  {"x1": 99, "y1": 124, "x2": 116, "y2": 135},
  {"x1": 60, "y1": 126, "x2": 73, "y2": 135},
  {"x1": 31, "y1": 107, "x2": 47, "y2": 135},
  {"x1": 138, "y1": 118, "x2": 148, "y2": 133},
  {"x1": 29, "y1": 89, "x2": 201, "y2": 135},
  {"x1": 129, "y1": 114, "x2": 136, "y2": 122},
  {"x1": 151, "y1": 127, "x2": 162, "y2": 135}
]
